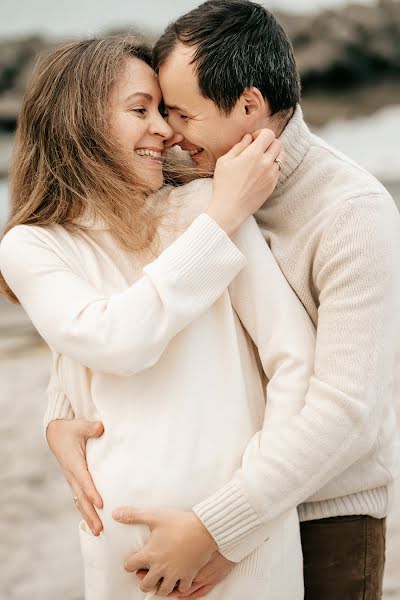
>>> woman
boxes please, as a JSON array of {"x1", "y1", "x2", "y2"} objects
[{"x1": 0, "y1": 35, "x2": 315, "y2": 599}]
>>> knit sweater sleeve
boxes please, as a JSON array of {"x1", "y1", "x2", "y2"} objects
[
  {"x1": 42, "y1": 353, "x2": 74, "y2": 438},
  {"x1": 0, "y1": 215, "x2": 246, "y2": 376},
  {"x1": 193, "y1": 197, "x2": 398, "y2": 562},
  {"x1": 43, "y1": 365, "x2": 74, "y2": 436}
]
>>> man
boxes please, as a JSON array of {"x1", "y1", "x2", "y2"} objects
[{"x1": 47, "y1": 1, "x2": 400, "y2": 598}]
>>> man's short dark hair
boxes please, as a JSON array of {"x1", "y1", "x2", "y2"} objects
[{"x1": 153, "y1": 0, "x2": 301, "y2": 115}]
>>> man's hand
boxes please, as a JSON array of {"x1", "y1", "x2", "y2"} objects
[
  {"x1": 46, "y1": 418, "x2": 104, "y2": 535},
  {"x1": 173, "y1": 551, "x2": 235, "y2": 598},
  {"x1": 112, "y1": 506, "x2": 218, "y2": 597},
  {"x1": 136, "y1": 551, "x2": 234, "y2": 598}
]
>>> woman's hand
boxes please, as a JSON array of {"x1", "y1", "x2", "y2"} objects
[
  {"x1": 206, "y1": 129, "x2": 285, "y2": 236},
  {"x1": 113, "y1": 506, "x2": 218, "y2": 597},
  {"x1": 46, "y1": 418, "x2": 104, "y2": 535}
]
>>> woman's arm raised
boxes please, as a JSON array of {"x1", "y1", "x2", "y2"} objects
[
  {"x1": 0, "y1": 215, "x2": 245, "y2": 376},
  {"x1": 0, "y1": 129, "x2": 282, "y2": 376}
]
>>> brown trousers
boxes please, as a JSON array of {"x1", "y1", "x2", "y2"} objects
[{"x1": 300, "y1": 515, "x2": 386, "y2": 600}]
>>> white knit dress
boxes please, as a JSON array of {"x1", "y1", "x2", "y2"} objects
[{"x1": 0, "y1": 180, "x2": 315, "y2": 599}]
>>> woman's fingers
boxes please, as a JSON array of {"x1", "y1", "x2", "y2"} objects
[
  {"x1": 246, "y1": 128, "x2": 275, "y2": 154},
  {"x1": 70, "y1": 478, "x2": 103, "y2": 535},
  {"x1": 223, "y1": 133, "x2": 253, "y2": 158},
  {"x1": 263, "y1": 138, "x2": 283, "y2": 160},
  {"x1": 46, "y1": 418, "x2": 104, "y2": 535},
  {"x1": 263, "y1": 144, "x2": 285, "y2": 178},
  {"x1": 72, "y1": 420, "x2": 104, "y2": 508},
  {"x1": 182, "y1": 584, "x2": 214, "y2": 599},
  {"x1": 80, "y1": 419, "x2": 104, "y2": 440},
  {"x1": 72, "y1": 459, "x2": 103, "y2": 509}
]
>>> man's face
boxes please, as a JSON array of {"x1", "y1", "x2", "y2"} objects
[{"x1": 159, "y1": 44, "x2": 249, "y2": 172}]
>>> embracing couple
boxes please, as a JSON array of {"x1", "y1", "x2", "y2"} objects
[{"x1": 1, "y1": 1, "x2": 399, "y2": 599}]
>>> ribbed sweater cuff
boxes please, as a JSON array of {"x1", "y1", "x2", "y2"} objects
[
  {"x1": 43, "y1": 390, "x2": 74, "y2": 440},
  {"x1": 298, "y1": 486, "x2": 390, "y2": 522},
  {"x1": 144, "y1": 214, "x2": 247, "y2": 305},
  {"x1": 193, "y1": 479, "x2": 270, "y2": 563}
]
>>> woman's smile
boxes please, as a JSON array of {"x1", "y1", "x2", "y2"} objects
[{"x1": 134, "y1": 146, "x2": 164, "y2": 167}]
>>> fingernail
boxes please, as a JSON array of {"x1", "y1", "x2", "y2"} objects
[
  {"x1": 113, "y1": 509, "x2": 122, "y2": 520},
  {"x1": 242, "y1": 133, "x2": 252, "y2": 142}
]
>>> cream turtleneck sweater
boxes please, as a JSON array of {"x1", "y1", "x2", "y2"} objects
[{"x1": 192, "y1": 106, "x2": 400, "y2": 560}]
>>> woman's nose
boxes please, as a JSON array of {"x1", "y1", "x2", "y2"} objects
[{"x1": 149, "y1": 113, "x2": 174, "y2": 141}]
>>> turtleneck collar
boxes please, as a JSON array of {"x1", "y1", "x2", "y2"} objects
[{"x1": 272, "y1": 104, "x2": 312, "y2": 196}]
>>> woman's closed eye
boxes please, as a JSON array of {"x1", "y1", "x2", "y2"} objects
[{"x1": 132, "y1": 107, "x2": 147, "y2": 116}]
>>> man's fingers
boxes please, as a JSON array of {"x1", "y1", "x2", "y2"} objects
[
  {"x1": 177, "y1": 577, "x2": 195, "y2": 594},
  {"x1": 135, "y1": 568, "x2": 149, "y2": 581},
  {"x1": 113, "y1": 506, "x2": 156, "y2": 527},
  {"x1": 157, "y1": 575, "x2": 179, "y2": 597},
  {"x1": 124, "y1": 551, "x2": 149, "y2": 573},
  {"x1": 138, "y1": 568, "x2": 161, "y2": 593}
]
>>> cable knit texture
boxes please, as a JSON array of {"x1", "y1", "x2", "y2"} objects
[{"x1": 192, "y1": 106, "x2": 400, "y2": 559}]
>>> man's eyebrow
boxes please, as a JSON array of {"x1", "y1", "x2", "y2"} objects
[
  {"x1": 165, "y1": 104, "x2": 186, "y2": 111},
  {"x1": 125, "y1": 92, "x2": 153, "y2": 102}
]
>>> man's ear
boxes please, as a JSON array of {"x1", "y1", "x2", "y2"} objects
[{"x1": 241, "y1": 87, "x2": 270, "y2": 119}]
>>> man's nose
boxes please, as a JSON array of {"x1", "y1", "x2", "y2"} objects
[{"x1": 165, "y1": 132, "x2": 184, "y2": 148}]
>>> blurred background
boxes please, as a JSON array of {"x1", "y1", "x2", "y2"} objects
[{"x1": 0, "y1": 1, "x2": 399, "y2": 598}]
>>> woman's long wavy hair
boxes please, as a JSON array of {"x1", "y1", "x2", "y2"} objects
[{"x1": 0, "y1": 34, "x2": 174, "y2": 303}]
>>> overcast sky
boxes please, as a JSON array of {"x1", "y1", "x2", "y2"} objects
[{"x1": 2, "y1": 0, "x2": 377, "y2": 38}]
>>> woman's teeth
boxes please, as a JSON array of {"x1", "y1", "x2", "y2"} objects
[
  {"x1": 189, "y1": 148, "x2": 203, "y2": 156},
  {"x1": 135, "y1": 149, "x2": 162, "y2": 159}
]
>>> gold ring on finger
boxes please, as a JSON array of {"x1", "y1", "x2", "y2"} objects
[{"x1": 274, "y1": 158, "x2": 283, "y2": 170}]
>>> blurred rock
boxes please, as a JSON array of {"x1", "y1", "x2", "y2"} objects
[
  {"x1": 277, "y1": 0, "x2": 400, "y2": 93},
  {"x1": 0, "y1": 36, "x2": 51, "y2": 131},
  {"x1": 0, "y1": 2, "x2": 399, "y2": 131},
  {"x1": 0, "y1": 134, "x2": 13, "y2": 177}
]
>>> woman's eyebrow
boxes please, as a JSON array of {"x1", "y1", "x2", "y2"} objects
[{"x1": 125, "y1": 92, "x2": 153, "y2": 102}]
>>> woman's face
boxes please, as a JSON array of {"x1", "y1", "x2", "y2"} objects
[{"x1": 109, "y1": 57, "x2": 173, "y2": 190}]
